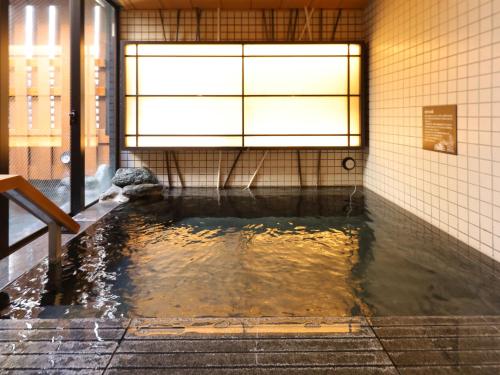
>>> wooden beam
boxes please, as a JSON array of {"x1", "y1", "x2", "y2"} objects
[
  {"x1": 298, "y1": 6, "x2": 314, "y2": 41},
  {"x1": 171, "y1": 151, "x2": 185, "y2": 188},
  {"x1": 165, "y1": 151, "x2": 172, "y2": 188},
  {"x1": 331, "y1": 8, "x2": 342, "y2": 40},
  {"x1": 296, "y1": 151, "x2": 303, "y2": 188},
  {"x1": 245, "y1": 151, "x2": 268, "y2": 189},
  {"x1": 159, "y1": 10, "x2": 168, "y2": 40},
  {"x1": 316, "y1": 150, "x2": 321, "y2": 187},
  {"x1": 222, "y1": 150, "x2": 242, "y2": 189},
  {"x1": 216, "y1": 151, "x2": 222, "y2": 189}
]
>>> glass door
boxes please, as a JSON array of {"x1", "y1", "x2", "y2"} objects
[
  {"x1": 8, "y1": 0, "x2": 71, "y2": 245},
  {"x1": 83, "y1": 0, "x2": 116, "y2": 205},
  {"x1": 2, "y1": 0, "x2": 117, "y2": 250}
]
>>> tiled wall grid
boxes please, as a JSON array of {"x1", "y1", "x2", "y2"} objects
[
  {"x1": 364, "y1": 0, "x2": 500, "y2": 260},
  {"x1": 119, "y1": 9, "x2": 365, "y2": 188}
]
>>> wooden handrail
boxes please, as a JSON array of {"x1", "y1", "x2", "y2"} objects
[
  {"x1": 0, "y1": 174, "x2": 80, "y2": 266},
  {"x1": 0, "y1": 175, "x2": 79, "y2": 233}
]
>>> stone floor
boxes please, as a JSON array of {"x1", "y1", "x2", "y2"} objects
[{"x1": 0, "y1": 316, "x2": 499, "y2": 374}]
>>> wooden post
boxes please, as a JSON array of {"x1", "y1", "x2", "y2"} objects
[
  {"x1": 299, "y1": 7, "x2": 315, "y2": 41},
  {"x1": 216, "y1": 151, "x2": 222, "y2": 189},
  {"x1": 171, "y1": 152, "x2": 184, "y2": 188},
  {"x1": 217, "y1": 8, "x2": 221, "y2": 41},
  {"x1": 222, "y1": 150, "x2": 242, "y2": 189},
  {"x1": 48, "y1": 222, "x2": 62, "y2": 265},
  {"x1": 297, "y1": 151, "x2": 303, "y2": 188},
  {"x1": 165, "y1": 151, "x2": 172, "y2": 188},
  {"x1": 245, "y1": 151, "x2": 268, "y2": 189},
  {"x1": 316, "y1": 150, "x2": 321, "y2": 187}
]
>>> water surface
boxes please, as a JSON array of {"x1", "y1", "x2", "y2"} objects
[{"x1": 2, "y1": 188, "x2": 500, "y2": 319}]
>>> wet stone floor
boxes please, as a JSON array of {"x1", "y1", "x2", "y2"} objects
[{"x1": 0, "y1": 316, "x2": 500, "y2": 374}]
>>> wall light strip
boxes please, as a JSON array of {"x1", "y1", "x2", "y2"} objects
[
  {"x1": 48, "y1": 5, "x2": 57, "y2": 58},
  {"x1": 94, "y1": 5, "x2": 101, "y2": 59},
  {"x1": 24, "y1": 5, "x2": 34, "y2": 59}
]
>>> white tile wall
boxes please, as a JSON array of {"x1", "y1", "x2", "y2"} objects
[
  {"x1": 119, "y1": 9, "x2": 365, "y2": 188},
  {"x1": 120, "y1": 9, "x2": 365, "y2": 42},
  {"x1": 121, "y1": 149, "x2": 364, "y2": 188},
  {"x1": 364, "y1": 0, "x2": 500, "y2": 261}
]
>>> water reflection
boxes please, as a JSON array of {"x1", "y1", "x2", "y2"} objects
[
  {"x1": 1, "y1": 188, "x2": 500, "y2": 319},
  {"x1": 120, "y1": 217, "x2": 368, "y2": 317}
]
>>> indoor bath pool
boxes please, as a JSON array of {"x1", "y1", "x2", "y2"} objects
[{"x1": 1, "y1": 188, "x2": 500, "y2": 319}]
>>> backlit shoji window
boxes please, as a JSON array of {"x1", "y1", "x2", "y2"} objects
[
  {"x1": 243, "y1": 44, "x2": 361, "y2": 147},
  {"x1": 123, "y1": 43, "x2": 362, "y2": 148},
  {"x1": 124, "y1": 44, "x2": 244, "y2": 148}
]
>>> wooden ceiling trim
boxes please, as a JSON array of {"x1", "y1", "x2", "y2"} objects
[
  {"x1": 120, "y1": 0, "x2": 136, "y2": 9},
  {"x1": 220, "y1": 0, "x2": 252, "y2": 9},
  {"x1": 192, "y1": 0, "x2": 221, "y2": 8},
  {"x1": 158, "y1": 0, "x2": 192, "y2": 9},
  {"x1": 280, "y1": 0, "x2": 313, "y2": 9},
  {"x1": 118, "y1": 0, "x2": 369, "y2": 10},
  {"x1": 251, "y1": 0, "x2": 282, "y2": 9}
]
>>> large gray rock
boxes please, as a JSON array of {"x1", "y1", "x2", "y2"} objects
[
  {"x1": 111, "y1": 167, "x2": 158, "y2": 188},
  {"x1": 122, "y1": 183, "x2": 164, "y2": 200}
]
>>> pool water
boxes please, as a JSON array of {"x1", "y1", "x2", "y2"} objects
[{"x1": 2, "y1": 188, "x2": 500, "y2": 319}]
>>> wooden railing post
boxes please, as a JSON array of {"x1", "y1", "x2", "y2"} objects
[{"x1": 48, "y1": 222, "x2": 62, "y2": 265}]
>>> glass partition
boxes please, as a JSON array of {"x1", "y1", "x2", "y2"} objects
[
  {"x1": 3, "y1": 0, "x2": 118, "y2": 249},
  {"x1": 8, "y1": 0, "x2": 71, "y2": 245},
  {"x1": 83, "y1": 0, "x2": 116, "y2": 205}
]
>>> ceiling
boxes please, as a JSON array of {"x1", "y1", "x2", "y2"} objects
[{"x1": 117, "y1": 0, "x2": 369, "y2": 10}]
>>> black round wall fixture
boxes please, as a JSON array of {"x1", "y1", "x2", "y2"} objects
[{"x1": 342, "y1": 157, "x2": 356, "y2": 171}]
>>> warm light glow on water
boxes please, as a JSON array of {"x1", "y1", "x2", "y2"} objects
[
  {"x1": 2, "y1": 189, "x2": 500, "y2": 319},
  {"x1": 121, "y1": 219, "x2": 365, "y2": 317}
]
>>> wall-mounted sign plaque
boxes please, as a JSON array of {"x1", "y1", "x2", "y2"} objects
[{"x1": 422, "y1": 105, "x2": 457, "y2": 154}]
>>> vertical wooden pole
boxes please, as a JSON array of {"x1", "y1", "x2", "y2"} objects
[
  {"x1": 332, "y1": 9, "x2": 342, "y2": 40},
  {"x1": 48, "y1": 222, "x2": 62, "y2": 265},
  {"x1": 246, "y1": 151, "x2": 268, "y2": 189},
  {"x1": 223, "y1": 150, "x2": 242, "y2": 189},
  {"x1": 217, "y1": 8, "x2": 221, "y2": 41},
  {"x1": 216, "y1": 151, "x2": 222, "y2": 190},
  {"x1": 296, "y1": 151, "x2": 303, "y2": 188},
  {"x1": 159, "y1": 10, "x2": 168, "y2": 41},
  {"x1": 165, "y1": 151, "x2": 172, "y2": 188},
  {"x1": 171, "y1": 151, "x2": 184, "y2": 188},
  {"x1": 316, "y1": 150, "x2": 321, "y2": 187},
  {"x1": 175, "y1": 10, "x2": 181, "y2": 41}
]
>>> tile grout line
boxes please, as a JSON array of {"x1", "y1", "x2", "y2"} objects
[
  {"x1": 368, "y1": 320, "x2": 402, "y2": 375},
  {"x1": 101, "y1": 319, "x2": 131, "y2": 374}
]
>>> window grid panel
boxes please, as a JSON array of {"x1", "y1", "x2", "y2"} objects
[{"x1": 125, "y1": 42, "x2": 362, "y2": 147}]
